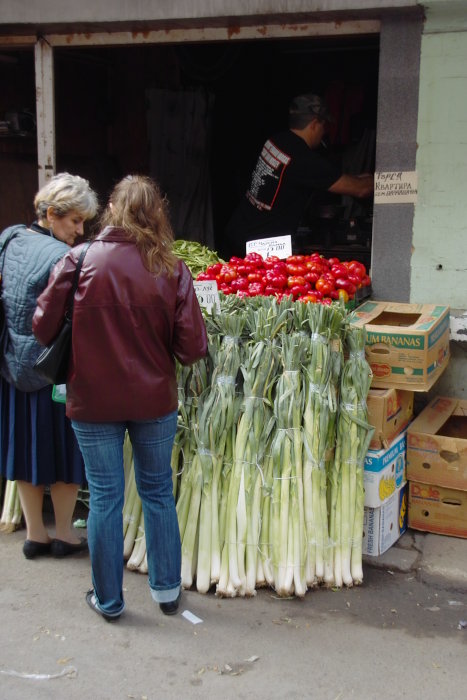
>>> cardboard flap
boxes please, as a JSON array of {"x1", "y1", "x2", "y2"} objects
[{"x1": 409, "y1": 397, "x2": 458, "y2": 435}]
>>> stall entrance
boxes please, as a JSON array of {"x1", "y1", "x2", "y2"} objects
[{"x1": 0, "y1": 30, "x2": 379, "y2": 267}]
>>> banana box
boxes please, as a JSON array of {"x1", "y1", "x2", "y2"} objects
[
  {"x1": 407, "y1": 396, "x2": 467, "y2": 491},
  {"x1": 363, "y1": 483, "x2": 408, "y2": 556},
  {"x1": 364, "y1": 429, "x2": 407, "y2": 508},
  {"x1": 367, "y1": 387, "x2": 414, "y2": 450},
  {"x1": 408, "y1": 481, "x2": 467, "y2": 538},
  {"x1": 349, "y1": 301, "x2": 450, "y2": 391}
]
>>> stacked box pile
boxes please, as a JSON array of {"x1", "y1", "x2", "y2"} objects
[
  {"x1": 351, "y1": 302, "x2": 452, "y2": 552},
  {"x1": 349, "y1": 301, "x2": 450, "y2": 392},
  {"x1": 362, "y1": 420, "x2": 409, "y2": 556},
  {"x1": 407, "y1": 397, "x2": 467, "y2": 538}
]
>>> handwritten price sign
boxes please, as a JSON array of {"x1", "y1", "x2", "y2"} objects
[
  {"x1": 374, "y1": 171, "x2": 418, "y2": 204},
  {"x1": 193, "y1": 280, "x2": 221, "y2": 314},
  {"x1": 246, "y1": 235, "x2": 292, "y2": 260}
]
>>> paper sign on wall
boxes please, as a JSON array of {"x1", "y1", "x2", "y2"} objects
[
  {"x1": 374, "y1": 171, "x2": 418, "y2": 204},
  {"x1": 246, "y1": 235, "x2": 292, "y2": 260},
  {"x1": 193, "y1": 280, "x2": 221, "y2": 314}
]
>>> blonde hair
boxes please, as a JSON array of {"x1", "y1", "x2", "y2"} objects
[
  {"x1": 100, "y1": 175, "x2": 178, "y2": 276},
  {"x1": 34, "y1": 172, "x2": 98, "y2": 221}
]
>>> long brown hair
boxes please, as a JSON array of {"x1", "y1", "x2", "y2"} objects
[{"x1": 100, "y1": 175, "x2": 178, "y2": 276}]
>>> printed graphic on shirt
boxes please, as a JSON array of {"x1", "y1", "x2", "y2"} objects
[{"x1": 246, "y1": 140, "x2": 291, "y2": 211}]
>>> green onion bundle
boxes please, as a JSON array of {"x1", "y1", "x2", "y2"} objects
[
  {"x1": 301, "y1": 303, "x2": 345, "y2": 587},
  {"x1": 0, "y1": 480, "x2": 22, "y2": 533},
  {"x1": 268, "y1": 331, "x2": 308, "y2": 597},
  {"x1": 180, "y1": 311, "x2": 245, "y2": 592},
  {"x1": 330, "y1": 323, "x2": 374, "y2": 587},
  {"x1": 117, "y1": 295, "x2": 378, "y2": 597},
  {"x1": 217, "y1": 299, "x2": 287, "y2": 596}
]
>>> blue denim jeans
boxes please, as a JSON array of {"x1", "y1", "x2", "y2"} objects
[{"x1": 72, "y1": 413, "x2": 181, "y2": 617}]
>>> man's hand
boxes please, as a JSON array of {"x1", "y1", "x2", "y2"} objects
[{"x1": 328, "y1": 173, "x2": 374, "y2": 199}]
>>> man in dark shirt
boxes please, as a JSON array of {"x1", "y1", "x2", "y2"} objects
[{"x1": 223, "y1": 93, "x2": 374, "y2": 258}]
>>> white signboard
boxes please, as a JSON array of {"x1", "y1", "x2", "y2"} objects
[
  {"x1": 246, "y1": 234, "x2": 292, "y2": 260},
  {"x1": 193, "y1": 280, "x2": 221, "y2": 314},
  {"x1": 374, "y1": 171, "x2": 418, "y2": 204}
]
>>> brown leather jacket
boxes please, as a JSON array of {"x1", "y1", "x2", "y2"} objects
[{"x1": 33, "y1": 226, "x2": 208, "y2": 421}]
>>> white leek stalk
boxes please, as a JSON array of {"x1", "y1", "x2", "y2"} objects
[
  {"x1": 270, "y1": 332, "x2": 307, "y2": 597},
  {"x1": 0, "y1": 480, "x2": 23, "y2": 532},
  {"x1": 127, "y1": 515, "x2": 146, "y2": 571},
  {"x1": 332, "y1": 322, "x2": 374, "y2": 587},
  {"x1": 123, "y1": 482, "x2": 142, "y2": 560}
]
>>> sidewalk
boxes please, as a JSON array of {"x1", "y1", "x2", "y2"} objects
[
  {"x1": 363, "y1": 529, "x2": 467, "y2": 592},
  {"x1": 1, "y1": 518, "x2": 466, "y2": 700}
]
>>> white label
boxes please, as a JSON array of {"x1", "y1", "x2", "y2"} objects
[
  {"x1": 182, "y1": 610, "x2": 203, "y2": 625},
  {"x1": 52, "y1": 384, "x2": 67, "y2": 403},
  {"x1": 246, "y1": 235, "x2": 292, "y2": 260},
  {"x1": 374, "y1": 171, "x2": 418, "y2": 204},
  {"x1": 193, "y1": 280, "x2": 221, "y2": 313}
]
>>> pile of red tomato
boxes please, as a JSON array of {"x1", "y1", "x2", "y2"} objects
[{"x1": 196, "y1": 252, "x2": 371, "y2": 304}]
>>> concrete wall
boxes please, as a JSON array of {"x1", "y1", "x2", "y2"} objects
[
  {"x1": 414, "y1": 0, "x2": 467, "y2": 398},
  {"x1": 413, "y1": 6, "x2": 467, "y2": 309},
  {"x1": 0, "y1": 1, "x2": 419, "y2": 26},
  {"x1": 370, "y1": 15, "x2": 422, "y2": 302}
]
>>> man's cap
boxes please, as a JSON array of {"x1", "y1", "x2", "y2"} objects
[{"x1": 288, "y1": 93, "x2": 333, "y2": 123}]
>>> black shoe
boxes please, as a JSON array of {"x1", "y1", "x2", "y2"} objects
[
  {"x1": 85, "y1": 590, "x2": 121, "y2": 623},
  {"x1": 23, "y1": 539, "x2": 52, "y2": 560},
  {"x1": 159, "y1": 591, "x2": 181, "y2": 616},
  {"x1": 50, "y1": 537, "x2": 88, "y2": 558}
]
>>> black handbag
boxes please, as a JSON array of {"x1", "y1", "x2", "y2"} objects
[
  {"x1": 33, "y1": 241, "x2": 92, "y2": 385},
  {"x1": 0, "y1": 231, "x2": 20, "y2": 362}
]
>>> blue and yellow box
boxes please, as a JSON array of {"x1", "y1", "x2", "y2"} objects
[
  {"x1": 364, "y1": 430, "x2": 407, "y2": 508},
  {"x1": 363, "y1": 483, "x2": 408, "y2": 556}
]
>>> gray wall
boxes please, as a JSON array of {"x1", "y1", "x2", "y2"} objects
[
  {"x1": 371, "y1": 17, "x2": 423, "y2": 302},
  {"x1": 0, "y1": 1, "x2": 421, "y2": 26},
  {"x1": 371, "y1": 15, "x2": 423, "y2": 301}
]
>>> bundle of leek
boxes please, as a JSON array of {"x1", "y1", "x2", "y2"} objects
[
  {"x1": 124, "y1": 357, "x2": 211, "y2": 571},
  {"x1": 126, "y1": 506, "x2": 147, "y2": 572},
  {"x1": 217, "y1": 299, "x2": 287, "y2": 597},
  {"x1": 122, "y1": 464, "x2": 143, "y2": 561},
  {"x1": 0, "y1": 480, "x2": 22, "y2": 533},
  {"x1": 173, "y1": 357, "x2": 210, "y2": 502},
  {"x1": 330, "y1": 323, "x2": 374, "y2": 587},
  {"x1": 181, "y1": 311, "x2": 245, "y2": 592},
  {"x1": 301, "y1": 302, "x2": 345, "y2": 587},
  {"x1": 268, "y1": 331, "x2": 308, "y2": 597}
]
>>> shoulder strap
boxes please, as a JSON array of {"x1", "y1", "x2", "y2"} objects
[
  {"x1": 0, "y1": 229, "x2": 22, "y2": 281},
  {"x1": 66, "y1": 240, "x2": 93, "y2": 317}
]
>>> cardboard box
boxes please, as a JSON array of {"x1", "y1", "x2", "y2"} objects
[
  {"x1": 408, "y1": 481, "x2": 467, "y2": 538},
  {"x1": 363, "y1": 483, "x2": 408, "y2": 556},
  {"x1": 350, "y1": 301, "x2": 450, "y2": 391},
  {"x1": 407, "y1": 396, "x2": 467, "y2": 491},
  {"x1": 364, "y1": 430, "x2": 407, "y2": 507},
  {"x1": 367, "y1": 387, "x2": 414, "y2": 450}
]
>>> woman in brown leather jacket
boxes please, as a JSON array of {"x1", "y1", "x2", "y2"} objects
[{"x1": 33, "y1": 175, "x2": 208, "y2": 621}]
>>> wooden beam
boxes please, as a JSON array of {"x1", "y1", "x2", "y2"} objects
[
  {"x1": 44, "y1": 20, "x2": 380, "y2": 47},
  {"x1": 34, "y1": 38, "x2": 56, "y2": 187}
]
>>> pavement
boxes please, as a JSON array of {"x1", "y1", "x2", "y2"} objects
[
  {"x1": 1, "y1": 510, "x2": 466, "y2": 700},
  {"x1": 363, "y1": 528, "x2": 467, "y2": 592}
]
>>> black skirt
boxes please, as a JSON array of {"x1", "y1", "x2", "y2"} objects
[{"x1": 0, "y1": 377, "x2": 84, "y2": 486}]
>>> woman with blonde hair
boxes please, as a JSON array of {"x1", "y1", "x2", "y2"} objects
[
  {"x1": 0, "y1": 172, "x2": 98, "y2": 559},
  {"x1": 33, "y1": 175, "x2": 207, "y2": 621}
]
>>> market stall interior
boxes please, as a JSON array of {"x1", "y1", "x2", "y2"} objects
[{"x1": 0, "y1": 35, "x2": 378, "y2": 267}]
